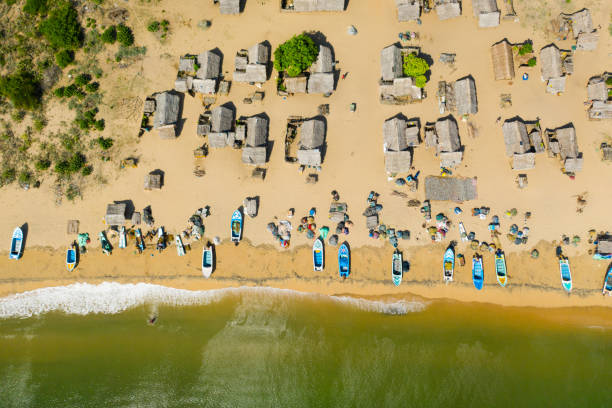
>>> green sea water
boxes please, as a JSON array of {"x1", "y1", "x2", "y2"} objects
[{"x1": 0, "y1": 286, "x2": 610, "y2": 408}]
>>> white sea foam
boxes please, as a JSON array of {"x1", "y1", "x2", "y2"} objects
[{"x1": 0, "y1": 282, "x2": 426, "y2": 319}]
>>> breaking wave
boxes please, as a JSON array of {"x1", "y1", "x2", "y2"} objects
[{"x1": 0, "y1": 282, "x2": 426, "y2": 319}]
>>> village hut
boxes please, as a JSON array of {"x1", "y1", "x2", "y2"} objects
[
  {"x1": 440, "y1": 151, "x2": 463, "y2": 168},
  {"x1": 144, "y1": 171, "x2": 163, "y2": 190},
  {"x1": 563, "y1": 157, "x2": 583, "y2": 173},
  {"x1": 473, "y1": 0, "x2": 499, "y2": 27},
  {"x1": 196, "y1": 51, "x2": 221, "y2": 79},
  {"x1": 245, "y1": 117, "x2": 268, "y2": 147},
  {"x1": 436, "y1": 1, "x2": 461, "y2": 21},
  {"x1": 529, "y1": 130, "x2": 545, "y2": 153},
  {"x1": 546, "y1": 76, "x2": 566, "y2": 95},
  {"x1": 435, "y1": 117, "x2": 460, "y2": 153},
  {"x1": 589, "y1": 101, "x2": 612, "y2": 120},
  {"x1": 385, "y1": 151, "x2": 413, "y2": 173},
  {"x1": 105, "y1": 203, "x2": 127, "y2": 226},
  {"x1": 211, "y1": 106, "x2": 234, "y2": 132},
  {"x1": 297, "y1": 149, "x2": 322, "y2": 167},
  {"x1": 567, "y1": 9, "x2": 593, "y2": 38},
  {"x1": 248, "y1": 43, "x2": 269, "y2": 65},
  {"x1": 179, "y1": 56, "x2": 196, "y2": 73},
  {"x1": 555, "y1": 126, "x2": 579, "y2": 160},
  {"x1": 192, "y1": 78, "x2": 217, "y2": 94},
  {"x1": 540, "y1": 45, "x2": 562, "y2": 81},
  {"x1": 243, "y1": 197, "x2": 258, "y2": 218},
  {"x1": 587, "y1": 76, "x2": 607, "y2": 101},
  {"x1": 288, "y1": 0, "x2": 346, "y2": 12},
  {"x1": 208, "y1": 133, "x2": 230, "y2": 148},
  {"x1": 285, "y1": 76, "x2": 308, "y2": 94},
  {"x1": 576, "y1": 32, "x2": 599, "y2": 51},
  {"x1": 234, "y1": 64, "x2": 267, "y2": 83},
  {"x1": 381, "y1": 45, "x2": 403, "y2": 82},
  {"x1": 491, "y1": 40, "x2": 514, "y2": 80},
  {"x1": 307, "y1": 73, "x2": 334, "y2": 94},
  {"x1": 242, "y1": 147, "x2": 267, "y2": 165},
  {"x1": 454, "y1": 77, "x2": 478, "y2": 115},
  {"x1": 502, "y1": 119, "x2": 530, "y2": 156},
  {"x1": 396, "y1": 1, "x2": 421, "y2": 22},
  {"x1": 596, "y1": 236, "x2": 612, "y2": 256},
  {"x1": 310, "y1": 45, "x2": 333, "y2": 73},
  {"x1": 219, "y1": 0, "x2": 240, "y2": 14},
  {"x1": 153, "y1": 91, "x2": 180, "y2": 139},
  {"x1": 425, "y1": 176, "x2": 478, "y2": 202},
  {"x1": 383, "y1": 117, "x2": 409, "y2": 152},
  {"x1": 297, "y1": 119, "x2": 325, "y2": 167},
  {"x1": 512, "y1": 153, "x2": 536, "y2": 170}
]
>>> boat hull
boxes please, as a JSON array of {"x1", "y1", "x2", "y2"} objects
[
  {"x1": 230, "y1": 210, "x2": 243, "y2": 243},
  {"x1": 392, "y1": 251, "x2": 403, "y2": 286},
  {"x1": 9, "y1": 227, "x2": 23, "y2": 260},
  {"x1": 176, "y1": 236, "x2": 186, "y2": 256},
  {"x1": 472, "y1": 256, "x2": 484, "y2": 291},
  {"x1": 495, "y1": 251, "x2": 507, "y2": 287},
  {"x1": 603, "y1": 265, "x2": 612, "y2": 295},
  {"x1": 338, "y1": 243, "x2": 350, "y2": 278},
  {"x1": 313, "y1": 238, "x2": 324, "y2": 271},
  {"x1": 202, "y1": 247, "x2": 214, "y2": 278},
  {"x1": 559, "y1": 259, "x2": 572, "y2": 292},
  {"x1": 443, "y1": 247, "x2": 454, "y2": 282},
  {"x1": 118, "y1": 227, "x2": 127, "y2": 249},
  {"x1": 66, "y1": 249, "x2": 76, "y2": 272}
]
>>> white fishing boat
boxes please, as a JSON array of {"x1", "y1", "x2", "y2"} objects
[
  {"x1": 202, "y1": 245, "x2": 214, "y2": 278},
  {"x1": 9, "y1": 227, "x2": 23, "y2": 260},
  {"x1": 118, "y1": 226, "x2": 127, "y2": 249},
  {"x1": 175, "y1": 235, "x2": 186, "y2": 256}
]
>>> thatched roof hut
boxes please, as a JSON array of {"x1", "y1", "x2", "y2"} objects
[
  {"x1": 440, "y1": 151, "x2": 463, "y2": 168},
  {"x1": 285, "y1": 76, "x2": 308, "y2": 93},
  {"x1": 546, "y1": 76, "x2": 566, "y2": 94},
  {"x1": 307, "y1": 73, "x2": 334, "y2": 94},
  {"x1": 310, "y1": 45, "x2": 333, "y2": 73},
  {"x1": 396, "y1": 1, "x2": 421, "y2": 22},
  {"x1": 555, "y1": 126, "x2": 579, "y2": 160},
  {"x1": 589, "y1": 101, "x2": 612, "y2": 120},
  {"x1": 436, "y1": 1, "x2": 461, "y2": 21},
  {"x1": 425, "y1": 176, "x2": 478, "y2": 202},
  {"x1": 567, "y1": 9, "x2": 593, "y2": 39},
  {"x1": 297, "y1": 149, "x2": 322, "y2": 166},
  {"x1": 587, "y1": 77, "x2": 607, "y2": 101},
  {"x1": 196, "y1": 51, "x2": 221, "y2": 79},
  {"x1": 245, "y1": 117, "x2": 268, "y2": 147},
  {"x1": 576, "y1": 32, "x2": 599, "y2": 51},
  {"x1": 192, "y1": 78, "x2": 217, "y2": 94},
  {"x1": 454, "y1": 77, "x2": 478, "y2": 115},
  {"x1": 243, "y1": 197, "x2": 258, "y2": 218},
  {"x1": 381, "y1": 45, "x2": 403, "y2": 82},
  {"x1": 473, "y1": 0, "x2": 496, "y2": 15},
  {"x1": 383, "y1": 117, "x2": 408, "y2": 151},
  {"x1": 512, "y1": 153, "x2": 535, "y2": 170},
  {"x1": 248, "y1": 42, "x2": 269, "y2": 65},
  {"x1": 144, "y1": 172, "x2": 163, "y2": 190},
  {"x1": 179, "y1": 57, "x2": 196, "y2": 73},
  {"x1": 105, "y1": 203, "x2": 127, "y2": 226},
  {"x1": 290, "y1": 0, "x2": 345, "y2": 12},
  {"x1": 596, "y1": 236, "x2": 612, "y2": 255},
  {"x1": 299, "y1": 119, "x2": 325, "y2": 149},
  {"x1": 540, "y1": 45, "x2": 562, "y2": 81},
  {"x1": 234, "y1": 64, "x2": 267, "y2": 83},
  {"x1": 563, "y1": 157, "x2": 583, "y2": 173},
  {"x1": 479, "y1": 11, "x2": 500, "y2": 28},
  {"x1": 385, "y1": 150, "x2": 412, "y2": 173},
  {"x1": 502, "y1": 119, "x2": 530, "y2": 156},
  {"x1": 153, "y1": 92, "x2": 180, "y2": 138},
  {"x1": 242, "y1": 146, "x2": 267, "y2": 165},
  {"x1": 208, "y1": 132, "x2": 229, "y2": 148},
  {"x1": 219, "y1": 0, "x2": 240, "y2": 14},
  {"x1": 435, "y1": 117, "x2": 460, "y2": 153},
  {"x1": 212, "y1": 106, "x2": 234, "y2": 132},
  {"x1": 491, "y1": 40, "x2": 514, "y2": 80},
  {"x1": 405, "y1": 124, "x2": 419, "y2": 146}
]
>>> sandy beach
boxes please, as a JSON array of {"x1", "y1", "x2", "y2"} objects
[{"x1": 0, "y1": 0, "x2": 611, "y2": 310}]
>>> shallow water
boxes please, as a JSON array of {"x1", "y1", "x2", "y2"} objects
[{"x1": 0, "y1": 284, "x2": 610, "y2": 407}]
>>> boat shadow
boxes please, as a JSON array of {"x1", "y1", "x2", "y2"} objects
[{"x1": 20, "y1": 222, "x2": 28, "y2": 255}]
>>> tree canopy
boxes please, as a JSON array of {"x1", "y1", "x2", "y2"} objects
[
  {"x1": 0, "y1": 70, "x2": 42, "y2": 110},
  {"x1": 39, "y1": 2, "x2": 83, "y2": 50},
  {"x1": 402, "y1": 53, "x2": 429, "y2": 88},
  {"x1": 274, "y1": 34, "x2": 319, "y2": 77}
]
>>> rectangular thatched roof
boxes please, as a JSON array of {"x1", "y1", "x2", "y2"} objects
[
  {"x1": 436, "y1": 2, "x2": 461, "y2": 21},
  {"x1": 285, "y1": 76, "x2": 308, "y2": 93},
  {"x1": 540, "y1": 45, "x2": 562, "y2": 81},
  {"x1": 425, "y1": 176, "x2": 478, "y2": 202},
  {"x1": 243, "y1": 197, "x2": 258, "y2": 217},
  {"x1": 234, "y1": 55, "x2": 248, "y2": 71},
  {"x1": 299, "y1": 119, "x2": 325, "y2": 149},
  {"x1": 242, "y1": 146, "x2": 267, "y2": 165},
  {"x1": 385, "y1": 150, "x2": 412, "y2": 173},
  {"x1": 391, "y1": 77, "x2": 423, "y2": 99},
  {"x1": 563, "y1": 157, "x2": 583, "y2": 173},
  {"x1": 381, "y1": 45, "x2": 403, "y2": 81},
  {"x1": 440, "y1": 151, "x2": 463, "y2": 168},
  {"x1": 310, "y1": 45, "x2": 333, "y2": 73},
  {"x1": 307, "y1": 72, "x2": 334, "y2": 94},
  {"x1": 235, "y1": 124, "x2": 246, "y2": 141},
  {"x1": 246, "y1": 116, "x2": 268, "y2": 147},
  {"x1": 454, "y1": 77, "x2": 478, "y2": 115},
  {"x1": 502, "y1": 119, "x2": 530, "y2": 156},
  {"x1": 589, "y1": 101, "x2": 612, "y2": 120},
  {"x1": 530, "y1": 130, "x2": 546, "y2": 153},
  {"x1": 435, "y1": 117, "x2": 460, "y2": 153},
  {"x1": 576, "y1": 32, "x2": 598, "y2": 51},
  {"x1": 297, "y1": 149, "x2": 322, "y2": 166},
  {"x1": 291, "y1": 0, "x2": 345, "y2": 12},
  {"x1": 219, "y1": 0, "x2": 240, "y2": 14},
  {"x1": 234, "y1": 64, "x2": 267, "y2": 83},
  {"x1": 587, "y1": 77, "x2": 607, "y2": 101},
  {"x1": 208, "y1": 132, "x2": 229, "y2": 148},
  {"x1": 472, "y1": 0, "x2": 497, "y2": 16},
  {"x1": 479, "y1": 11, "x2": 500, "y2": 28},
  {"x1": 154, "y1": 92, "x2": 180, "y2": 128},
  {"x1": 196, "y1": 51, "x2": 221, "y2": 79},
  {"x1": 192, "y1": 78, "x2": 217, "y2": 94},
  {"x1": 512, "y1": 153, "x2": 536, "y2": 170},
  {"x1": 397, "y1": 2, "x2": 420, "y2": 22},
  {"x1": 248, "y1": 43, "x2": 269, "y2": 64},
  {"x1": 157, "y1": 125, "x2": 176, "y2": 139},
  {"x1": 383, "y1": 117, "x2": 408, "y2": 152},
  {"x1": 144, "y1": 173, "x2": 162, "y2": 190},
  {"x1": 212, "y1": 106, "x2": 233, "y2": 132},
  {"x1": 491, "y1": 40, "x2": 514, "y2": 81},
  {"x1": 596, "y1": 236, "x2": 612, "y2": 254},
  {"x1": 568, "y1": 9, "x2": 593, "y2": 39},
  {"x1": 555, "y1": 126, "x2": 579, "y2": 160},
  {"x1": 406, "y1": 124, "x2": 420, "y2": 146},
  {"x1": 546, "y1": 76, "x2": 566, "y2": 94},
  {"x1": 105, "y1": 203, "x2": 126, "y2": 225},
  {"x1": 179, "y1": 56, "x2": 196, "y2": 73}
]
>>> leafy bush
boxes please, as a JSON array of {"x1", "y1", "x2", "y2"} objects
[
  {"x1": 0, "y1": 70, "x2": 42, "y2": 110},
  {"x1": 63, "y1": 84, "x2": 78, "y2": 97},
  {"x1": 97, "y1": 136, "x2": 113, "y2": 149},
  {"x1": 54, "y1": 87, "x2": 65, "y2": 97},
  {"x1": 518, "y1": 42, "x2": 533, "y2": 56},
  {"x1": 23, "y1": 0, "x2": 48, "y2": 15},
  {"x1": 74, "y1": 73, "x2": 91, "y2": 87},
  {"x1": 101, "y1": 25, "x2": 116, "y2": 44},
  {"x1": 115, "y1": 45, "x2": 147, "y2": 61},
  {"x1": 65, "y1": 184, "x2": 80, "y2": 201},
  {"x1": 55, "y1": 49, "x2": 74, "y2": 68},
  {"x1": 33, "y1": 118, "x2": 46, "y2": 131},
  {"x1": 161, "y1": 20, "x2": 169, "y2": 32},
  {"x1": 116, "y1": 24, "x2": 134, "y2": 47},
  {"x1": 18, "y1": 171, "x2": 32, "y2": 185},
  {"x1": 82, "y1": 165, "x2": 93, "y2": 176},
  {"x1": 147, "y1": 21, "x2": 160, "y2": 32},
  {"x1": 35, "y1": 158, "x2": 51, "y2": 170},
  {"x1": 273, "y1": 34, "x2": 318, "y2": 77},
  {"x1": 402, "y1": 53, "x2": 429, "y2": 82},
  {"x1": 85, "y1": 82, "x2": 99, "y2": 93},
  {"x1": 606, "y1": 77, "x2": 612, "y2": 86},
  {"x1": 68, "y1": 152, "x2": 85, "y2": 172},
  {"x1": 527, "y1": 57, "x2": 537, "y2": 67},
  {"x1": 40, "y1": 2, "x2": 83, "y2": 50},
  {"x1": 414, "y1": 75, "x2": 427, "y2": 88},
  {"x1": 94, "y1": 119, "x2": 105, "y2": 131},
  {"x1": 1, "y1": 168, "x2": 16, "y2": 184}
]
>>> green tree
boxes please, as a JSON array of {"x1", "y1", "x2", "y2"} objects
[
  {"x1": 273, "y1": 34, "x2": 319, "y2": 77},
  {"x1": 82, "y1": 165, "x2": 93, "y2": 176},
  {"x1": 35, "y1": 158, "x2": 51, "y2": 170},
  {"x1": 402, "y1": 53, "x2": 429, "y2": 80},
  {"x1": 414, "y1": 75, "x2": 427, "y2": 88},
  {"x1": 116, "y1": 24, "x2": 134, "y2": 46},
  {"x1": 527, "y1": 57, "x2": 536, "y2": 67},
  {"x1": 68, "y1": 152, "x2": 85, "y2": 172},
  {"x1": 85, "y1": 82, "x2": 99, "y2": 93},
  {"x1": 101, "y1": 25, "x2": 116, "y2": 44},
  {"x1": 518, "y1": 42, "x2": 533, "y2": 56},
  {"x1": 39, "y1": 2, "x2": 83, "y2": 49},
  {"x1": 55, "y1": 49, "x2": 74, "y2": 68},
  {"x1": 147, "y1": 21, "x2": 160, "y2": 32},
  {"x1": 23, "y1": 0, "x2": 47, "y2": 15},
  {"x1": 97, "y1": 136, "x2": 113, "y2": 149},
  {"x1": 0, "y1": 70, "x2": 42, "y2": 110},
  {"x1": 74, "y1": 73, "x2": 91, "y2": 86}
]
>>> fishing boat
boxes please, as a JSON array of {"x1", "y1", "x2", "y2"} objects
[
  {"x1": 9, "y1": 227, "x2": 23, "y2": 260},
  {"x1": 202, "y1": 245, "x2": 214, "y2": 278},
  {"x1": 472, "y1": 254, "x2": 484, "y2": 290},
  {"x1": 603, "y1": 264, "x2": 612, "y2": 295},
  {"x1": 230, "y1": 210, "x2": 243, "y2": 245},
  {"x1": 392, "y1": 249, "x2": 403, "y2": 286},
  {"x1": 458, "y1": 222, "x2": 468, "y2": 242},
  {"x1": 175, "y1": 235, "x2": 186, "y2": 256},
  {"x1": 66, "y1": 243, "x2": 77, "y2": 272},
  {"x1": 313, "y1": 237, "x2": 324, "y2": 271},
  {"x1": 338, "y1": 243, "x2": 350, "y2": 278},
  {"x1": 156, "y1": 227, "x2": 166, "y2": 252},
  {"x1": 135, "y1": 228, "x2": 145, "y2": 253},
  {"x1": 443, "y1": 246, "x2": 454, "y2": 282},
  {"x1": 559, "y1": 256, "x2": 572, "y2": 292},
  {"x1": 495, "y1": 249, "x2": 507, "y2": 287},
  {"x1": 118, "y1": 226, "x2": 127, "y2": 249},
  {"x1": 99, "y1": 231, "x2": 112, "y2": 255}
]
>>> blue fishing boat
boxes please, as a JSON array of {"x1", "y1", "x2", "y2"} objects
[
  {"x1": 559, "y1": 257, "x2": 572, "y2": 292},
  {"x1": 443, "y1": 246, "x2": 454, "y2": 282},
  {"x1": 338, "y1": 243, "x2": 350, "y2": 278},
  {"x1": 230, "y1": 210, "x2": 243, "y2": 245},
  {"x1": 66, "y1": 243, "x2": 77, "y2": 272},
  {"x1": 135, "y1": 228, "x2": 145, "y2": 253},
  {"x1": 495, "y1": 249, "x2": 507, "y2": 287},
  {"x1": 202, "y1": 245, "x2": 214, "y2": 278},
  {"x1": 603, "y1": 264, "x2": 612, "y2": 296},
  {"x1": 392, "y1": 249, "x2": 403, "y2": 286},
  {"x1": 313, "y1": 237, "x2": 324, "y2": 271},
  {"x1": 9, "y1": 227, "x2": 23, "y2": 260},
  {"x1": 472, "y1": 254, "x2": 484, "y2": 290}
]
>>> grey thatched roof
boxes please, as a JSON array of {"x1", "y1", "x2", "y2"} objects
[
  {"x1": 502, "y1": 119, "x2": 530, "y2": 156},
  {"x1": 563, "y1": 157, "x2": 583, "y2": 172},
  {"x1": 491, "y1": 40, "x2": 514, "y2": 80},
  {"x1": 479, "y1": 11, "x2": 500, "y2": 27},
  {"x1": 291, "y1": 0, "x2": 345, "y2": 12},
  {"x1": 568, "y1": 9, "x2": 593, "y2": 39},
  {"x1": 405, "y1": 124, "x2": 419, "y2": 146},
  {"x1": 174, "y1": 77, "x2": 193, "y2": 92},
  {"x1": 385, "y1": 150, "x2": 412, "y2": 173},
  {"x1": 589, "y1": 101, "x2": 612, "y2": 120},
  {"x1": 425, "y1": 176, "x2": 478, "y2": 202},
  {"x1": 179, "y1": 57, "x2": 196, "y2": 73},
  {"x1": 555, "y1": 126, "x2": 579, "y2": 160},
  {"x1": 219, "y1": 0, "x2": 240, "y2": 14},
  {"x1": 242, "y1": 146, "x2": 267, "y2": 165},
  {"x1": 587, "y1": 77, "x2": 607, "y2": 101},
  {"x1": 435, "y1": 117, "x2": 460, "y2": 153},
  {"x1": 596, "y1": 237, "x2": 612, "y2": 255},
  {"x1": 383, "y1": 117, "x2": 408, "y2": 151},
  {"x1": 576, "y1": 32, "x2": 598, "y2": 51},
  {"x1": 196, "y1": 51, "x2": 221, "y2": 79},
  {"x1": 546, "y1": 76, "x2": 566, "y2": 94},
  {"x1": 440, "y1": 151, "x2": 463, "y2": 167},
  {"x1": 540, "y1": 45, "x2": 562, "y2": 81},
  {"x1": 454, "y1": 77, "x2": 478, "y2": 115},
  {"x1": 512, "y1": 153, "x2": 536, "y2": 170},
  {"x1": 153, "y1": 92, "x2": 180, "y2": 129},
  {"x1": 285, "y1": 76, "x2": 308, "y2": 93},
  {"x1": 381, "y1": 45, "x2": 403, "y2": 81},
  {"x1": 397, "y1": 2, "x2": 420, "y2": 22},
  {"x1": 473, "y1": 0, "x2": 497, "y2": 16},
  {"x1": 246, "y1": 116, "x2": 268, "y2": 147},
  {"x1": 208, "y1": 132, "x2": 229, "y2": 148},
  {"x1": 391, "y1": 77, "x2": 423, "y2": 99},
  {"x1": 310, "y1": 45, "x2": 333, "y2": 73},
  {"x1": 307, "y1": 72, "x2": 334, "y2": 94},
  {"x1": 297, "y1": 149, "x2": 322, "y2": 166},
  {"x1": 530, "y1": 130, "x2": 546, "y2": 153},
  {"x1": 192, "y1": 78, "x2": 217, "y2": 94},
  {"x1": 248, "y1": 43, "x2": 269, "y2": 64},
  {"x1": 157, "y1": 125, "x2": 176, "y2": 139},
  {"x1": 212, "y1": 106, "x2": 234, "y2": 132},
  {"x1": 436, "y1": 2, "x2": 461, "y2": 21},
  {"x1": 234, "y1": 64, "x2": 267, "y2": 83},
  {"x1": 235, "y1": 55, "x2": 248, "y2": 71},
  {"x1": 243, "y1": 197, "x2": 258, "y2": 218},
  {"x1": 144, "y1": 172, "x2": 162, "y2": 190},
  {"x1": 299, "y1": 119, "x2": 325, "y2": 149},
  {"x1": 105, "y1": 203, "x2": 126, "y2": 226}
]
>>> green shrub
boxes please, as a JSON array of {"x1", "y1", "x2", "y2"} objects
[
  {"x1": 147, "y1": 21, "x2": 160, "y2": 32},
  {"x1": 65, "y1": 184, "x2": 80, "y2": 201},
  {"x1": 273, "y1": 34, "x2": 318, "y2": 77},
  {"x1": 55, "y1": 160, "x2": 70, "y2": 175},
  {"x1": 116, "y1": 24, "x2": 134, "y2": 47},
  {"x1": 161, "y1": 20, "x2": 169, "y2": 32},
  {"x1": 94, "y1": 119, "x2": 105, "y2": 131},
  {"x1": 63, "y1": 84, "x2": 78, "y2": 97},
  {"x1": 11, "y1": 110, "x2": 25, "y2": 122},
  {"x1": 115, "y1": 45, "x2": 147, "y2": 61},
  {"x1": 1, "y1": 168, "x2": 16, "y2": 184},
  {"x1": 68, "y1": 152, "x2": 85, "y2": 172},
  {"x1": 82, "y1": 165, "x2": 93, "y2": 176},
  {"x1": 35, "y1": 158, "x2": 51, "y2": 170},
  {"x1": 415, "y1": 75, "x2": 427, "y2": 88},
  {"x1": 606, "y1": 77, "x2": 612, "y2": 86},
  {"x1": 40, "y1": 2, "x2": 83, "y2": 49},
  {"x1": 85, "y1": 82, "x2": 99, "y2": 93},
  {"x1": 74, "y1": 73, "x2": 91, "y2": 87},
  {"x1": 18, "y1": 171, "x2": 32, "y2": 185},
  {"x1": 101, "y1": 25, "x2": 116, "y2": 44},
  {"x1": 402, "y1": 53, "x2": 429, "y2": 80},
  {"x1": 55, "y1": 49, "x2": 74, "y2": 68},
  {"x1": 33, "y1": 118, "x2": 46, "y2": 131},
  {"x1": 23, "y1": 0, "x2": 47, "y2": 15},
  {"x1": 527, "y1": 57, "x2": 537, "y2": 67},
  {"x1": 53, "y1": 87, "x2": 65, "y2": 97},
  {"x1": 97, "y1": 136, "x2": 113, "y2": 149},
  {"x1": 0, "y1": 70, "x2": 42, "y2": 110},
  {"x1": 518, "y1": 42, "x2": 533, "y2": 56}
]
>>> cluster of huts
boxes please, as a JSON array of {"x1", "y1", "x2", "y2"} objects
[
  {"x1": 424, "y1": 116, "x2": 463, "y2": 168},
  {"x1": 145, "y1": 91, "x2": 182, "y2": 139},
  {"x1": 233, "y1": 42, "x2": 270, "y2": 84},
  {"x1": 284, "y1": 117, "x2": 327, "y2": 169},
  {"x1": 437, "y1": 76, "x2": 478, "y2": 116},
  {"x1": 380, "y1": 44, "x2": 424, "y2": 105},
  {"x1": 175, "y1": 50, "x2": 227, "y2": 95},
  {"x1": 540, "y1": 44, "x2": 573, "y2": 95},
  {"x1": 558, "y1": 9, "x2": 599, "y2": 52},
  {"x1": 280, "y1": 45, "x2": 335, "y2": 96},
  {"x1": 382, "y1": 115, "x2": 420, "y2": 174},
  {"x1": 587, "y1": 73, "x2": 611, "y2": 120},
  {"x1": 501, "y1": 117, "x2": 544, "y2": 171},
  {"x1": 281, "y1": 0, "x2": 346, "y2": 12},
  {"x1": 395, "y1": 0, "x2": 509, "y2": 25},
  {"x1": 545, "y1": 125, "x2": 583, "y2": 173}
]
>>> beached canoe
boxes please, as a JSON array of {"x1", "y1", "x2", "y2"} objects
[
  {"x1": 559, "y1": 257, "x2": 572, "y2": 293},
  {"x1": 603, "y1": 264, "x2": 612, "y2": 296},
  {"x1": 66, "y1": 244, "x2": 77, "y2": 272},
  {"x1": 118, "y1": 226, "x2": 127, "y2": 249},
  {"x1": 338, "y1": 243, "x2": 350, "y2": 278},
  {"x1": 472, "y1": 254, "x2": 484, "y2": 291},
  {"x1": 202, "y1": 245, "x2": 214, "y2": 278},
  {"x1": 443, "y1": 246, "x2": 454, "y2": 282},
  {"x1": 392, "y1": 250, "x2": 403, "y2": 286},
  {"x1": 458, "y1": 222, "x2": 468, "y2": 242},
  {"x1": 175, "y1": 235, "x2": 186, "y2": 256},
  {"x1": 9, "y1": 227, "x2": 23, "y2": 260},
  {"x1": 156, "y1": 227, "x2": 166, "y2": 252},
  {"x1": 99, "y1": 231, "x2": 112, "y2": 255},
  {"x1": 135, "y1": 228, "x2": 145, "y2": 253},
  {"x1": 231, "y1": 210, "x2": 243, "y2": 245},
  {"x1": 495, "y1": 249, "x2": 507, "y2": 287},
  {"x1": 313, "y1": 237, "x2": 324, "y2": 271}
]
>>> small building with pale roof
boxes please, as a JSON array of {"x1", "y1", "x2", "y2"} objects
[
  {"x1": 436, "y1": 1, "x2": 461, "y2": 21},
  {"x1": 454, "y1": 77, "x2": 478, "y2": 115},
  {"x1": 396, "y1": 1, "x2": 421, "y2": 22},
  {"x1": 219, "y1": 0, "x2": 240, "y2": 14},
  {"x1": 540, "y1": 45, "x2": 562, "y2": 81},
  {"x1": 297, "y1": 119, "x2": 325, "y2": 167},
  {"x1": 153, "y1": 91, "x2": 181, "y2": 139},
  {"x1": 282, "y1": 0, "x2": 346, "y2": 12},
  {"x1": 490, "y1": 40, "x2": 514, "y2": 80}
]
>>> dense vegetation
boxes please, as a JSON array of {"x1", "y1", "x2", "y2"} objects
[
  {"x1": 402, "y1": 53, "x2": 429, "y2": 88},
  {"x1": 0, "y1": 71, "x2": 42, "y2": 110},
  {"x1": 40, "y1": 2, "x2": 83, "y2": 50},
  {"x1": 274, "y1": 33, "x2": 319, "y2": 77}
]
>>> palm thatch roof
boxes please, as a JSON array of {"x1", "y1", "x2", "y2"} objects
[
  {"x1": 435, "y1": 117, "x2": 460, "y2": 153},
  {"x1": 307, "y1": 72, "x2": 334, "y2": 94},
  {"x1": 587, "y1": 77, "x2": 607, "y2": 101},
  {"x1": 242, "y1": 146, "x2": 267, "y2": 165},
  {"x1": 174, "y1": 77, "x2": 193, "y2": 92},
  {"x1": 234, "y1": 55, "x2": 248, "y2": 71},
  {"x1": 385, "y1": 150, "x2": 412, "y2": 173},
  {"x1": 248, "y1": 43, "x2": 269, "y2": 64},
  {"x1": 479, "y1": 11, "x2": 500, "y2": 27},
  {"x1": 383, "y1": 117, "x2": 408, "y2": 151},
  {"x1": 234, "y1": 64, "x2": 267, "y2": 83},
  {"x1": 567, "y1": 9, "x2": 593, "y2": 39},
  {"x1": 512, "y1": 153, "x2": 535, "y2": 170},
  {"x1": 396, "y1": 1, "x2": 421, "y2": 22},
  {"x1": 440, "y1": 151, "x2": 463, "y2": 167},
  {"x1": 405, "y1": 124, "x2": 420, "y2": 146},
  {"x1": 245, "y1": 117, "x2": 268, "y2": 147},
  {"x1": 436, "y1": 2, "x2": 461, "y2": 21},
  {"x1": 425, "y1": 176, "x2": 478, "y2": 202},
  {"x1": 153, "y1": 92, "x2": 180, "y2": 129},
  {"x1": 243, "y1": 197, "x2": 258, "y2": 218},
  {"x1": 491, "y1": 40, "x2": 514, "y2": 80},
  {"x1": 454, "y1": 77, "x2": 478, "y2": 115},
  {"x1": 540, "y1": 45, "x2": 562, "y2": 81},
  {"x1": 576, "y1": 32, "x2": 598, "y2": 51},
  {"x1": 391, "y1": 77, "x2": 423, "y2": 99},
  {"x1": 157, "y1": 125, "x2": 177, "y2": 139},
  {"x1": 563, "y1": 157, "x2": 583, "y2": 172},
  {"x1": 144, "y1": 172, "x2": 163, "y2": 190},
  {"x1": 502, "y1": 119, "x2": 530, "y2": 156},
  {"x1": 297, "y1": 149, "x2": 322, "y2": 166},
  {"x1": 589, "y1": 101, "x2": 612, "y2": 120},
  {"x1": 192, "y1": 78, "x2": 217, "y2": 94},
  {"x1": 219, "y1": 0, "x2": 240, "y2": 14},
  {"x1": 285, "y1": 76, "x2": 308, "y2": 93},
  {"x1": 212, "y1": 106, "x2": 234, "y2": 132},
  {"x1": 597, "y1": 236, "x2": 612, "y2": 255},
  {"x1": 472, "y1": 0, "x2": 497, "y2": 16},
  {"x1": 555, "y1": 126, "x2": 579, "y2": 160},
  {"x1": 299, "y1": 119, "x2": 325, "y2": 149},
  {"x1": 105, "y1": 203, "x2": 127, "y2": 226},
  {"x1": 179, "y1": 57, "x2": 196, "y2": 72},
  {"x1": 291, "y1": 0, "x2": 345, "y2": 12},
  {"x1": 196, "y1": 51, "x2": 221, "y2": 79},
  {"x1": 310, "y1": 45, "x2": 333, "y2": 73},
  {"x1": 381, "y1": 45, "x2": 403, "y2": 81},
  {"x1": 546, "y1": 76, "x2": 566, "y2": 94},
  {"x1": 208, "y1": 132, "x2": 229, "y2": 148}
]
